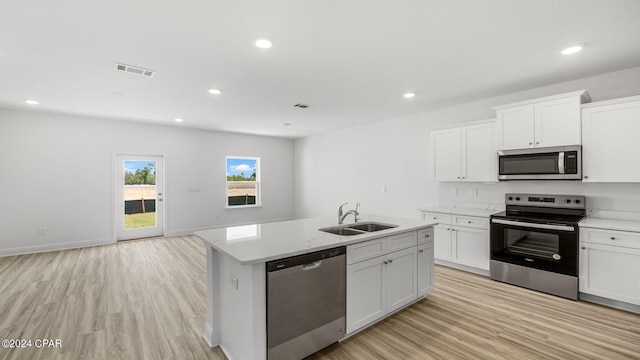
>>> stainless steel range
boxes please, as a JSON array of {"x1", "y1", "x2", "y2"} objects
[{"x1": 490, "y1": 193, "x2": 585, "y2": 300}]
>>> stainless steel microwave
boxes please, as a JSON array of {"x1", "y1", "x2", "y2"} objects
[{"x1": 497, "y1": 145, "x2": 581, "y2": 180}]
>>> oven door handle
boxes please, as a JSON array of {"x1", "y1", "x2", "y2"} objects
[{"x1": 491, "y1": 218, "x2": 575, "y2": 232}]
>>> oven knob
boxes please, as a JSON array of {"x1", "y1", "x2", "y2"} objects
[
  {"x1": 515, "y1": 197, "x2": 520, "y2": 201},
  {"x1": 566, "y1": 199, "x2": 572, "y2": 204},
  {"x1": 575, "y1": 199, "x2": 581, "y2": 204},
  {"x1": 508, "y1": 196, "x2": 513, "y2": 201}
]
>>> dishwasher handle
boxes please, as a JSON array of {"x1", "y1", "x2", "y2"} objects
[
  {"x1": 267, "y1": 246, "x2": 346, "y2": 272},
  {"x1": 302, "y1": 261, "x2": 322, "y2": 271}
]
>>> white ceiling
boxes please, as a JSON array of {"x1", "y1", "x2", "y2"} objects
[{"x1": 2, "y1": 0, "x2": 640, "y2": 138}]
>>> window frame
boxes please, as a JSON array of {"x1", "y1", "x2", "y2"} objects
[{"x1": 225, "y1": 156, "x2": 261, "y2": 208}]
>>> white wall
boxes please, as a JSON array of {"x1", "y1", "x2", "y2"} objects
[
  {"x1": 294, "y1": 66, "x2": 640, "y2": 219},
  {"x1": 0, "y1": 109, "x2": 295, "y2": 255}
]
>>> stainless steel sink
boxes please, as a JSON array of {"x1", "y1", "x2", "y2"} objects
[
  {"x1": 318, "y1": 226, "x2": 364, "y2": 236},
  {"x1": 347, "y1": 222, "x2": 397, "y2": 232},
  {"x1": 319, "y1": 222, "x2": 398, "y2": 236}
]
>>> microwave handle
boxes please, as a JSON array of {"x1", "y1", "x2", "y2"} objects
[{"x1": 558, "y1": 151, "x2": 565, "y2": 174}]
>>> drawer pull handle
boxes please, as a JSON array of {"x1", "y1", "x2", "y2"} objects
[
  {"x1": 610, "y1": 237, "x2": 616, "y2": 240},
  {"x1": 581, "y1": 246, "x2": 586, "y2": 250},
  {"x1": 425, "y1": 234, "x2": 430, "y2": 238},
  {"x1": 468, "y1": 221, "x2": 472, "y2": 224},
  {"x1": 383, "y1": 261, "x2": 389, "y2": 265},
  {"x1": 433, "y1": 217, "x2": 437, "y2": 220},
  {"x1": 419, "y1": 249, "x2": 424, "y2": 253}
]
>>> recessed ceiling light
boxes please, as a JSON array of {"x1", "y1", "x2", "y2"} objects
[
  {"x1": 561, "y1": 45, "x2": 584, "y2": 55},
  {"x1": 24, "y1": 99, "x2": 39, "y2": 105},
  {"x1": 208, "y1": 88, "x2": 222, "y2": 95},
  {"x1": 255, "y1": 38, "x2": 273, "y2": 49},
  {"x1": 174, "y1": 118, "x2": 183, "y2": 123},
  {"x1": 283, "y1": 123, "x2": 292, "y2": 126},
  {"x1": 403, "y1": 92, "x2": 416, "y2": 98}
]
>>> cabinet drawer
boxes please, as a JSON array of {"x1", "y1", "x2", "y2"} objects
[
  {"x1": 347, "y1": 238, "x2": 386, "y2": 265},
  {"x1": 581, "y1": 228, "x2": 640, "y2": 249},
  {"x1": 452, "y1": 215, "x2": 489, "y2": 230},
  {"x1": 417, "y1": 228, "x2": 434, "y2": 244},
  {"x1": 421, "y1": 212, "x2": 451, "y2": 225},
  {"x1": 387, "y1": 232, "x2": 418, "y2": 253}
]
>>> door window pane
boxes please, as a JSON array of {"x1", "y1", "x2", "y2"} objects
[{"x1": 124, "y1": 160, "x2": 157, "y2": 229}]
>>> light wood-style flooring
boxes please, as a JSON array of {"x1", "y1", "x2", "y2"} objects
[{"x1": 1, "y1": 235, "x2": 639, "y2": 360}]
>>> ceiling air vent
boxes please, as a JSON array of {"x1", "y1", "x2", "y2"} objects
[
  {"x1": 293, "y1": 103, "x2": 315, "y2": 109},
  {"x1": 114, "y1": 63, "x2": 156, "y2": 77}
]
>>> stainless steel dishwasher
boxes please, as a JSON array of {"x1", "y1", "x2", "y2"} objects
[{"x1": 266, "y1": 246, "x2": 346, "y2": 360}]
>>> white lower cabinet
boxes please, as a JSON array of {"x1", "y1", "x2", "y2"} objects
[
  {"x1": 452, "y1": 226, "x2": 490, "y2": 270},
  {"x1": 346, "y1": 229, "x2": 433, "y2": 335},
  {"x1": 422, "y1": 211, "x2": 489, "y2": 272},
  {"x1": 580, "y1": 228, "x2": 640, "y2": 306},
  {"x1": 417, "y1": 242, "x2": 434, "y2": 297}
]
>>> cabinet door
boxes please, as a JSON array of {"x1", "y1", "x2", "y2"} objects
[
  {"x1": 431, "y1": 128, "x2": 461, "y2": 181},
  {"x1": 451, "y1": 226, "x2": 489, "y2": 270},
  {"x1": 433, "y1": 225, "x2": 452, "y2": 261},
  {"x1": 417, "y1": 242, "x2": 434, "y2": 297},
  {"x1": 497, "y1": 105, "x2": 534, "y2": 150},
  {"x1": 580, "y1": 242, "x2": 640, "y2": 306},
  {"x1": 346, "y1": 256, "x2": 386, "y2": 334},
  {"x1": 582, "y1": 99, "x2": 640, "y2": 182},
  {"x1": 385, "y1": 247, "x2": 418, "y2": 313},
  {"x1": 462, "y1": 123, "x2": 496, "y2": 182},
  {"x1": 534, "y1": 97, "x2": 581, "y2": 147}
]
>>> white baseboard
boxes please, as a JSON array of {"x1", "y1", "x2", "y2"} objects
[{"x1": 0, "y1": 237, "x2": 114, "y2": 257}]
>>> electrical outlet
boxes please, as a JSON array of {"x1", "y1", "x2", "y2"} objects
[
  {"x1": 472, "y1": 188, "x2": 479, "y2": 197},
  {"x1": 230, "y1": 275, "x2": 239, "y2": 290},
  {"x1": 381, "y1": 186, "x2": 387, "y2": 193},
  {"x1": 38, "y1": 228, "x2": 46, "y2": 236},
  {"x1": 450, "y1": 189, "x2": 458, "y2": 196}
]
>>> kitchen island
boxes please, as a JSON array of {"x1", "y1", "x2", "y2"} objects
[{"x1": 195, "y1": 214, "x2": 437, "y2": 360}]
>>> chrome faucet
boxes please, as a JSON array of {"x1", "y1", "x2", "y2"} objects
[{"x1": 338, "y1": 202, "x2": 360, "y2": 224}]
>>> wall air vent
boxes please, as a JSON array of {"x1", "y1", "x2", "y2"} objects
[
  {"x1": 114, "y1": 63, "x2": 156, "y2": 77},
  {"x1": 293, "y1": 103, "x2": 315, "y2": 109}
]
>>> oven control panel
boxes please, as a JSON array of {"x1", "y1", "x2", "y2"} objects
[{"x1": 505, "y1": 193, "x2": 585, "y2": 209}]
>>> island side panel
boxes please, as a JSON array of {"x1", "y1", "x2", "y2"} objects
[
  {"x1": 219, "y1": 251, "x2": 267, "y2": 360},
  {"x1": 203, "y1": 245, "x2": 221, "y2": 347}
]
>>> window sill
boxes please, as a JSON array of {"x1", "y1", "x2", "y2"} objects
[{"x1": 225, "y1": 204, "x2": 263, "y2": 209}]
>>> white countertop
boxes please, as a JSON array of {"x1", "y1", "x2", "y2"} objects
[
  {"x1": 195, "y1": 214, "x2": 437, "y2": 265},
  {"x1": 418, "y1": 206, "x2": 502, "y2": 218},
  {"x1": 579, "y1": 217, "x2": 640, "y2": 233}
]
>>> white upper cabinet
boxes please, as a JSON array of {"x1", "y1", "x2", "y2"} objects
[
  {"x1": 495, "y1": 90, "x2": 589, "y2": 150},
  {"x1": 431, "y1": 122, "x2": 496, "y2": 182},
  {"x1": 582, "y1": 96, "x2": 640, "y2": 182}
]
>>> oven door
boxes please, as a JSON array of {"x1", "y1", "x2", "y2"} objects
[{"x1": 490, "y1": 218, "x2": 578, "y2": 276}]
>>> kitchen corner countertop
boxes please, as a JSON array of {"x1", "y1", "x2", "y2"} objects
[
  {"x1": 579, "y1": 217, "x2": 640, "y2": 233},
  {"x1": 418, "y1": 206, "x2": 502, "y2": 218},
  {"x1": 195, "y1": 214, "x2": 437, "y2": 265}
]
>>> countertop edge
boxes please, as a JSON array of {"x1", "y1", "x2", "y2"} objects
[{"x1": 196, "y1": 219, "x2": 438, "y2": 265}]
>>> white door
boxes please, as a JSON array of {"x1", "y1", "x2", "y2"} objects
[
  {"x1": 385, "y1": 247, "x2": 418, "y2": 313},
  {"x1": 116, "y1": 154, "x2": 164, "y2": 240},
  {"x1": 433, "y1": 225, "x2": 452, "y2": 261},
  {"x1": 451, "y1": 226, "x2": 489, "y2": 270},
  {"x1": 462, "y1": 123, "x2": 495, "y2": 182},
  {"x1": 346, "y1": 256, "x2": 386, "y2": 334},
  {"x1": 417, "y1": 242, "x2": 434, "y2": 297},
  {"x1": 431, "y1": 128, "x2": 461, "y2": 181}
]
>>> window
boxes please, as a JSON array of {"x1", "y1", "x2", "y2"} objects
[{"x1": 226, "y1": 156, "x2": 260, "y2": 207}]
